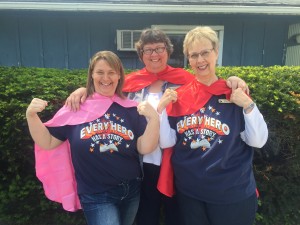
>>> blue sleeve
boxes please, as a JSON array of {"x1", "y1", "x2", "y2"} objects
[
  {"x1": 168, "y1": 116, "x2": 177, "y2": 130},
  {"x1": 47, "y1": 126, "x2": 68, "y2": 141},
  {"x1": 136, "y1": 114, "x2": 147, "y2": 138}
]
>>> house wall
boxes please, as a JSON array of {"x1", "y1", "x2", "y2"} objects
[{"x1": 0, "y1": 11, "x2": 298, "y2": 69}]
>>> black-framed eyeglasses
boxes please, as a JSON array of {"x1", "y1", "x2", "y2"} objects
[
  {"x1": 188, "y1": 48, "x2": 214, "y2": 60},
  {"x1": 142, "y1": 46, "x2": 166, "y2": 55}
]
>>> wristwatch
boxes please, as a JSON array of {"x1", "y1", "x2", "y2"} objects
[{"x1": 244, "y1": 102, "x2": 255, "y2": 113}]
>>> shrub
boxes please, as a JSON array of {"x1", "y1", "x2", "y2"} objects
[
  {"x1": 216, "y1": 66, "x2": 300, "y2": 225},
  {"x1": 0, "y1": 66, "x2": 299, "y2": 225},
  {"x1": 0, "y1": 67, "x2": 86, "y2": 225}
]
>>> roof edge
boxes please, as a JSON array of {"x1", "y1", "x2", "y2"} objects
[{"x1": 0, "y1": 2, "x2": 300, "y2": 15}]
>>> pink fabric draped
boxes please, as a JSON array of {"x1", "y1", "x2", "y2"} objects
[{"x1": 34, "y1": 93, "x2": 137, "y2": 211}]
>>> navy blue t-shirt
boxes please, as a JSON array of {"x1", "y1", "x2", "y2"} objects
[
  {"x1": 169, "y1": 95, "x2": 256, "y2": 204},
  {"x1": 48, "y1": 103, "x2": 147, "y2": 195}
]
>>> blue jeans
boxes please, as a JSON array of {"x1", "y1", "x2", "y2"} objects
[
  {"x1": 79, "y1": 178, "x2": 141, "y2": 225},
  {"x1": 177, "y1": 191, "x2": 258, "y2": 225}
]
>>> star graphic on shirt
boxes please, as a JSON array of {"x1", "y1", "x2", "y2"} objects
[
  {"x1": 89, "y1": 144, "x2": 95, "y2": 152},
  {"x1": 105, "y1": 113, "x2": 110, "y2": 119},
  {"x1": 126, "y1": 144, "x2": 130, "y2": 148},
  {"x1": 218, "y1": 139, "x2": 223, "y2": 144},
  {"x1": 216, "y1": 111, "x2": 220, "y2": 116},
  {"x1": 120, "y1": 119, "x2": 124, "y2": 123}
]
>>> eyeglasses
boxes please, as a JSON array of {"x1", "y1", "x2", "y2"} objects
[
  {"x1": 188, "y1": 48, "x2": 214, "y2": 60},
  {"x1": 142, "y1": 46, "x2": 166, "y2": 55}
]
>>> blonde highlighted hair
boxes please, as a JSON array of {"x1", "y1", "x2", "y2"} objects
[{"x1": 183, "y1": 26, "x2": 219, "y2": 57}]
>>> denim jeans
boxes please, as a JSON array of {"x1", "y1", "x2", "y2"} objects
[
  {"x1": 79, "y1": 178, "x2": 141, "y2": 225},
  {"x1": 177, "y1": 191, "x2": 258, "y2": 225}
]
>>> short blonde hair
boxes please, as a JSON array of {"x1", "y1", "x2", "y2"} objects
[
  {"x1": 183, "y1": 26, "x2": 219, "y2": 57},
  {"x1": 86, "y1": 51, "x2": 125, "y2": 98}
]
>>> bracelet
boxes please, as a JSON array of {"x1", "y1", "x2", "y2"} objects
[{"x1": 244, "y1": 102, "x2": 255, "y2": 113}]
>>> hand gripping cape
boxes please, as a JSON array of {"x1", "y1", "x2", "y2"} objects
[
  {"x1": 157, "y1": 79, "x2": 232, "y2": 197},
  {"x1": 34, "y1": 93, "x2": 137, "y2": 211}
]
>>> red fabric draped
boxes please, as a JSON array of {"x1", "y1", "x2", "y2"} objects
[
  {"x1": 167, "y1": 78, "x2": 232, "y2": 117},
  {"x1": 122, "y1": 66, "x2": 193, "y2": 197},
  {"x1": 158, "y1": 79, "x2": 231, "y2": 197},
  {"x1": 35, "y1": 94, "x2": 138, "y2": 211},
  {"x1": 157, "y1": 147, "x2": 175, "y2": 197},
  {"x1": 122, "y1": 65, "x2": 194, "y2": 93}
]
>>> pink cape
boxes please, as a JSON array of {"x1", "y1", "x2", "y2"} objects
[{"x1": 34, "y1": 94, "x2": 137, "y2": 211}]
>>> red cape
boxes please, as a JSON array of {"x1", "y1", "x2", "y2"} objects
[
  {"x1": 157, "y1": 79, "x2": 231, "y2": 197},
  {"x1": 123, "y1": 65, "x2": 194, "y2": 93},
  {"x1": 122, "y1": 66, "x2": 194, "y2": 197},
  {"x1": 167, "y1": 78, "x2": 232, "y2": 117}
]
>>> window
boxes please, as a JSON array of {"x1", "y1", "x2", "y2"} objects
[{"x1": 116, "y1": 30, "x2": 142, "y2": 51}]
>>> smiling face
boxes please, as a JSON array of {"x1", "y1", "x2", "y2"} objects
[
  {"x1": 92, "y1": 59, "x2": 120, "y2": 97},
  {"x1": 187, "y1": 38, "x2": 219, "y2": 84},
  {"x1": 135, "y1": 28, "x2": 173, "y2": 74},
  {"x1": 142, "y1": 42, "x2": 169, "y2": 73}
]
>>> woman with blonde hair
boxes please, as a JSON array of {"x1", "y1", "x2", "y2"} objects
[{"x1": 159, "y1": 26, "x2": 268, "y2": 225}]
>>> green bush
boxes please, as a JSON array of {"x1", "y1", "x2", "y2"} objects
[
  {"x1": 216, "y1": 66, "x2": 300, "y2": 225},
  {"x1": 0, "y1": 67, "x2": 87, "y2": 225},
  {"x1": 0, "y1": 66, "x2": 299, "y2": 225}
]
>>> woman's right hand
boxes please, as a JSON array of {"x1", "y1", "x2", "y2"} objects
[
  {"x1": 157, "y1": 88, "x2": 177, "y2": 114},
  {"x1": 26, "y1": 98, "x2": 48, "y2": 118}
]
